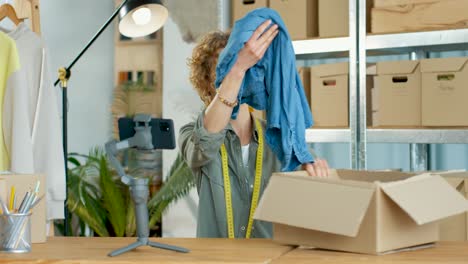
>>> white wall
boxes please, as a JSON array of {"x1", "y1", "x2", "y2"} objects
[
  {"x1": 41, "y1": 0, "x2": 115, "y2": 155},
  {"x1": 161, "y1": 0, "x2": 230, "y2": 238},
  {"x1": 162, "y1": 17, "x2": 201, "y2": 237}
]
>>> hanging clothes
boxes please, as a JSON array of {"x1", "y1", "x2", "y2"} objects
[
  {"x1": 2, "y1": 23, "x2": 65, "y2": 220},
  {"x1": 0, "y1": 31, "x2": 20, "y2": 171}
]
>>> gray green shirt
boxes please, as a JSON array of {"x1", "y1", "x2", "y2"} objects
[{"x1": 179, "y1": 111, "x2": 281, "y2": 238}]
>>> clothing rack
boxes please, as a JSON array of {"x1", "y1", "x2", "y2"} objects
[{"x1": 10, "y1": 0, "x2": 40, "y2": 34}]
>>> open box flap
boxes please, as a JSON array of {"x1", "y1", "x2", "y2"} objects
[{"x1": 380, "y1": 174, "x2": 468, "y2": 225}]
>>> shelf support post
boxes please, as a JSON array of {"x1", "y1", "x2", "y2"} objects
[
  {"x1": 349, "y1": 0, "x2": 367, "y2": 169},
  {"x1": 409, "y1": 51, "x2": 430, "y2": 171}
]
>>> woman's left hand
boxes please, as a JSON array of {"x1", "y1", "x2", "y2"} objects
[{"x1": 302, "y1": 159, "x2": 330, "y2": 178}]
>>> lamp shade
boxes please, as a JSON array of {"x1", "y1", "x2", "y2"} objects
[{"x1": 119, "y1": 0, "x2": 168, "y2": 38}]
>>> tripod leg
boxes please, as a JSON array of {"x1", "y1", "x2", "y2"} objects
[
  {"x1": 108, "y1": 240, "x2": 145, "y2": 257},
  {"x1": 148, "y1": 241, "x2": 190, "y2": 253}
]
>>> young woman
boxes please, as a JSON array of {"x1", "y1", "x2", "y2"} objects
[{"x1": 180, "y1": 20, "x2": 330, "y2": 238}]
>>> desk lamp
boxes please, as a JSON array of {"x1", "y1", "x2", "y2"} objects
[{"x1": 53, "y1": 0, "x2": 167, "y2": 236}]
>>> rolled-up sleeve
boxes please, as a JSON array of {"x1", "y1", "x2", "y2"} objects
[{"x1": 179, "y1": 112, "x2": 226, "y2": 169}]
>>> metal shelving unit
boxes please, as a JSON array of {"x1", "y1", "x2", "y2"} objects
[{"x1": 297, "y1": 0, "x2": 468, "y2": 170}]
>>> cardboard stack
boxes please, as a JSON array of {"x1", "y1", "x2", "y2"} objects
[
  {"x1": 255, "y1": 170, "x2": 468, "y2": 254},
  {"x1": 310, "y1": 62, "x2": 349, "y2": 127},
  {"x1": 371, "y1": 0, "x2": 468, "y2": 34}
]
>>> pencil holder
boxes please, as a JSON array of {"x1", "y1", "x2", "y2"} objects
[{"x1": 0, "y1": 213, "x2": 32, "y2": 253}]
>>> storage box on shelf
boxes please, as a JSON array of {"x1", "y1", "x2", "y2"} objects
[
  {"x1": 373, "y1": 0, "x2": 438, "y2": 8},
  {"x1": 367, "y1": 64, "x2": 377, "y2": 127},
  {"x1": 232, "y1": 0, "x2": 268, "y2": 24},
  {"x1": 371, "y1": 0, "x2": 468, "y2": 34},
  {"x1": 255, "y1": 170, "x2": 467, "y2": 254},
  {"x1": 270, "y1": 0, "x2": 317, "y2": 40},
  {"x1": 318, "y1": 0, "x2": 372, "y2": 37},
  {"x1": 310, "y1": 62, "x2": 348, "y2": 128},
  {"x1": 421, "y1": 57, "x2": 468, "y2": 127},
  {"x1": 373, "y1": 60, "x2": 421, "y2": 127},
  {"x1": 318, "y1": 0, "x2": 349, "y2": 37},
  {"x1": 298, "y1": 67, "x2": 311, "y2": 108}
]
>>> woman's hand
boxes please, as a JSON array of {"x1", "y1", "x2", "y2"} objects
[
  {"x1": 302, "y1": 159, "x2": 330, "y2": 178},
  {"x1": 232, "y1": 20, "x2": 279, "y2": 74},
  {"x1": 204, "y1": 20, "x2": 279, "y2": 134}
]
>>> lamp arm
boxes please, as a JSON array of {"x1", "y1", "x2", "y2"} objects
[{"x1": 54, "y1": 0, "x2": 130, "y2": 86}]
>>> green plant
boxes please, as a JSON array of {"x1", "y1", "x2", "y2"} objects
[
  {"x1": 56, "y1": 148, "x2": 195, "y2": 237},
  {"x1": 148, "y1": 154, "x2": 196, "y2": 227}
]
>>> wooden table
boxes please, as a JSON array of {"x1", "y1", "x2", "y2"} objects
[
  {"x1": 272, "y1": 242, "x2": 468, "y2": 264},
  {"x1": 0, "y1": 238, "x2": 467, "y2": 263},
  {"x1": 0, "y1": 237, "x2": 293, "y2": 264}
]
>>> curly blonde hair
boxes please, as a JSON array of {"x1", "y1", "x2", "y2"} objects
[{"x1": 188, "y1": 31, "x2": 230, "y2": 106}]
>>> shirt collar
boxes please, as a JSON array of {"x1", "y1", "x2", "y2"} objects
[{"x1": 225, "y1": 114, "x2": 260, "y2": 143}]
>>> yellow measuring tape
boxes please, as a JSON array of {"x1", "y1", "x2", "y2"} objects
[{"x1": 221, "y1": 118, "x2": 263, "y2": 239}]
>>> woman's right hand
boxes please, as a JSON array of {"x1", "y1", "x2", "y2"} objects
[
  {"x1": 204, "y1": 20, "x2": 278, "y2": 134},
  {"x1": 233, "y1": 20, "x2": 279, "y2": 73}
]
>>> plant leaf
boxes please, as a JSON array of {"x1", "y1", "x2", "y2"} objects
[
  {"x1": 67, "y1": 190, "x2": 109, "y2": 237},
  {"x1": 99, "y1": 155, "x2": 127, "y2": 237},
  {"x1": 148, "y1": 155, "x2": 195, "y2": 227}
]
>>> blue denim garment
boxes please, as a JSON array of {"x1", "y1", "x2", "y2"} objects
[{"x1": 215, "y1": 8, "x2": 314, "y2": 171}]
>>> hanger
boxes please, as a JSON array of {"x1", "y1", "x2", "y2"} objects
[{"x1": 0, "y1": 4, "x2": 23, "y2": 25}]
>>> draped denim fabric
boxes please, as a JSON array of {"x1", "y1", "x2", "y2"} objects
[{"x1": 215, "y1": 8, "x2": 314, "y2": 171}]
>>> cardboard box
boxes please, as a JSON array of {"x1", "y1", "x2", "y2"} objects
[
  {"x1": 367, "y1": 64, "x2": 377, "y2": 127},
  {"x1": 371, "y1": 0, "x2": 468, "y2": 34},
  {"x1": 310, "y1": 62, "x2": 348, "y2": 127},
  {"x1": 318, "y1": 0, "x2": 348, "y2": 37},
  {"x1": 255, "y1": 170, "x2": 468, "y2": 255},
  {"x1": 373, "y1": 60, "x2": 421, "y2": 127},
  {"x1": 270, "y1": 0, "x2": 317, "y2": 40},
  {"x1": 373, "y1": 0, "x2": 440, "y2": 8},
  {"x1": 298, "y1": 67, "x2": 311, "y2": 108},
  {"x1": 318, "y1": 0, "x2": 372, "y2": 37},
  {"x1": 421, "y1": 57, "x2": 468, "y2": 127},
  {"x1": 438, "y1": 171, "x2": 468, "y2": 241},
  {"x1": 0, "y1": 174, "x2": 46, "y2": 243},
  {"x1": 232, "y1": 0, "x2": 268, "y2": 24}
]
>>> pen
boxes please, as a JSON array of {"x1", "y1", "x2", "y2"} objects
[
  {"x1": 18, "y1": 192, "x2": 31, "y2": 213},
  {"x1": 34, "y1": 181, "x2": 40, "y2": 194},
  {"x1": 22, "y1": 192, "x2": 36, "y2": 213},
  {"x1": 0, "y1": 195, "x2": 8, "y2": 215},
  {"x1": 9, "y1": 186, "x2": 15, "y2": 211},
  {"x1": 30, "y1": 195, "x2": 44, "y2": 209}
]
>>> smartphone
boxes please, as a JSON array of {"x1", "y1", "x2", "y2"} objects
[{"x1": 118, "y1": 117, "x2": 176, "y2": 150}]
